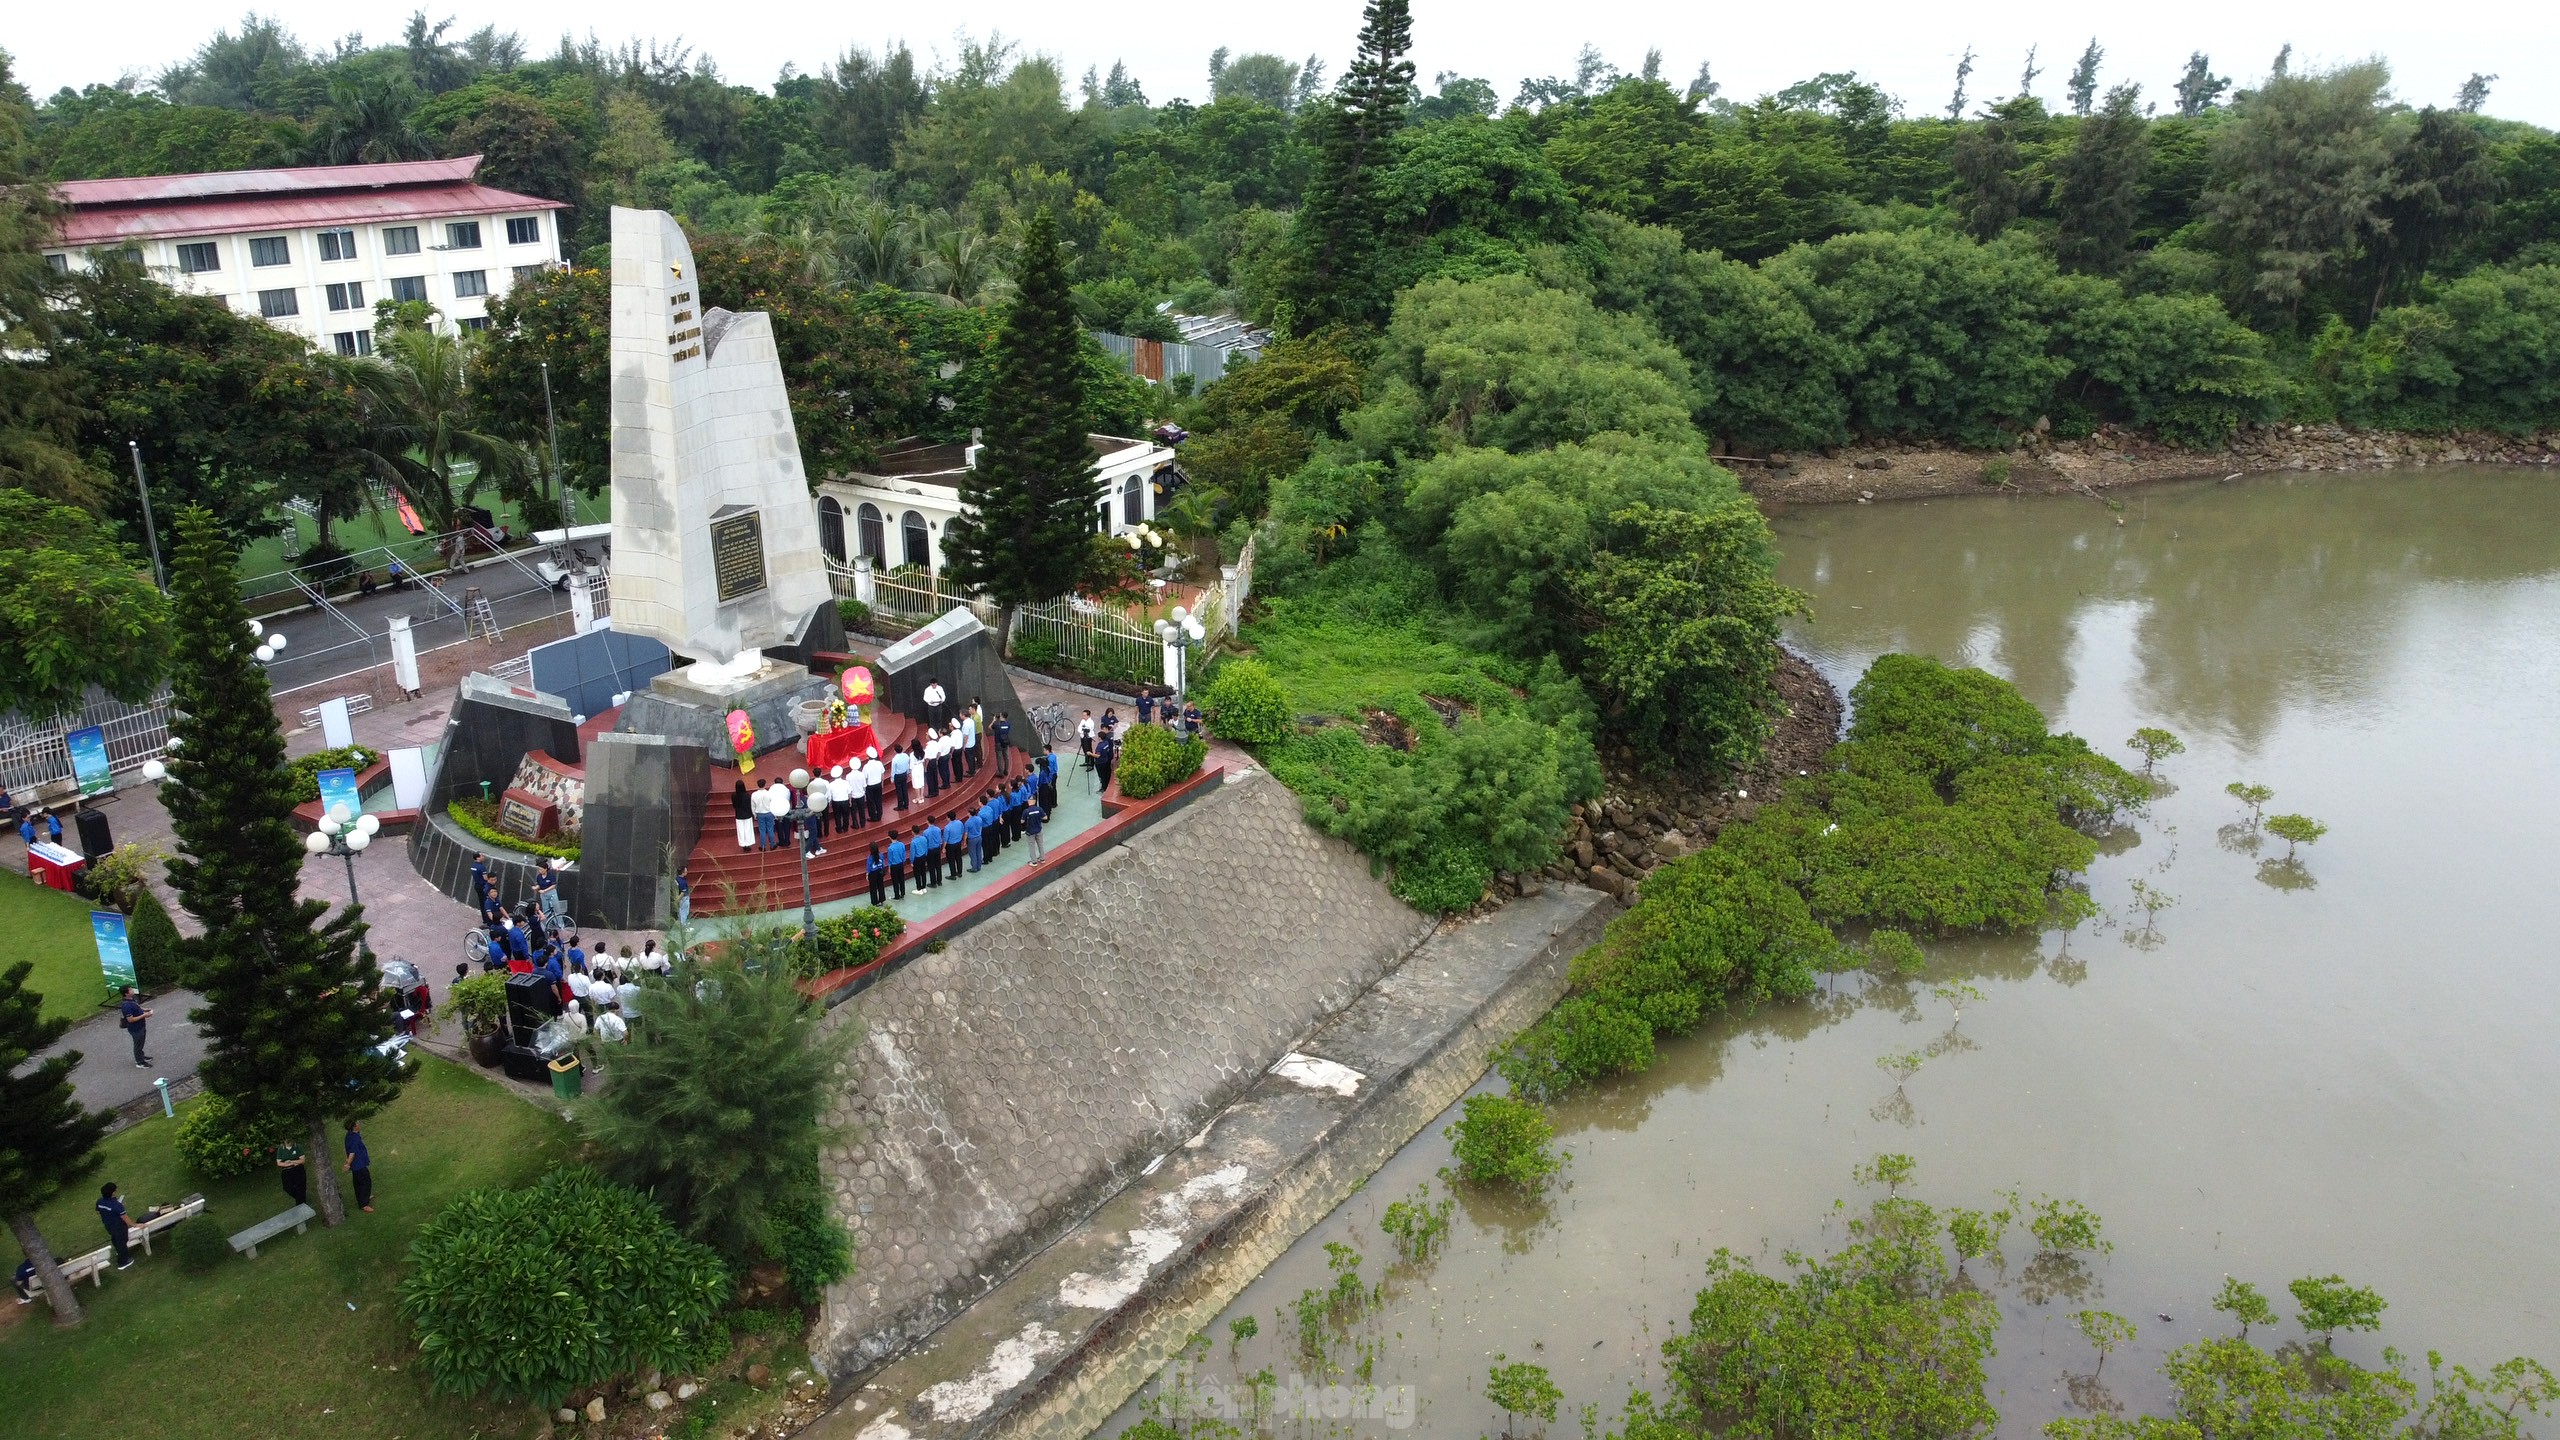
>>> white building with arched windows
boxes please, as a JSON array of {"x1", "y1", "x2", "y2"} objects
[{"x1": 813, "y1": 433, "x2": 1184, "y2": 577}]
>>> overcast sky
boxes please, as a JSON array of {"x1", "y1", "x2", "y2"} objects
[{"x1": 12, "y1": 0, "x2": 2557, "y2": 130}]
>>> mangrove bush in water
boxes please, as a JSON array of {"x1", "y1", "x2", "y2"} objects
[{"x1": 1501, "y1": 654, "x2": 2145, "y2": 1100}]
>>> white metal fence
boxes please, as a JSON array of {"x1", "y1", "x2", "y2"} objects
[
  {"x1": 0, "y1": 689, "x2": 174, "y2": 797},
  {"x1": 827, "y1": 558, "x2": 1185, "y2": 686}
]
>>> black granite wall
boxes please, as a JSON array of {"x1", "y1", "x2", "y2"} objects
[
  {"x1": 431, "y1": 676, "x2": 584, "y2": 810},
  {"x1": 765, "y1": 597, "x2": 850, "y2": 671},
  {"x1": 410, "y1": 811, "x2": 580, "y2": 917},
  {"x1": 577, "y1": 732, "x2": 710, "y2": 929},
  {"x1": 877, "y1": 628, "x2": 1038, "y2": 764}
]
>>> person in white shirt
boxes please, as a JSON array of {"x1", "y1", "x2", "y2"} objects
[
  {"x1": 960, "y1": 710, "x2": 980, "y2": 777},
  {"x1": 829, "y1": 765, "x2": 854, "y2": 835},
  {"x1": 749, "y1": 776, "x2": 776, "y2": 849},
  {"x1": 863, "y1": 750, "x2": 885, "y2": 823},
  {"x1": 922, "y1": 680, "x2": 947, "y2": 729},
  {"x1": 924, "y1": 728, "x2": 946, "y2": 799}
]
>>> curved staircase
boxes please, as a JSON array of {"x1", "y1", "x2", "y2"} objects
[{"x1": 683, "y1": 712, "x2": 1029, "y2": 917}]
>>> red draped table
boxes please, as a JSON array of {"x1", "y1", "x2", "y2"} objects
[{"x1": 806, "y1": 722, "x2": 881, "y2": 774}]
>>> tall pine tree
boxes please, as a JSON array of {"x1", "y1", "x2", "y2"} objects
[
  {"x1": 2054, "y1": 85, "x2": 2151, "y2": 274},
  {"x1": 940, "y1": 210, "x2": 1098, "y2": 651},
  {"x1": 0, "y1": 960, "x2": 113, "y2": 1326},
  {"x1": 1281, "y1": 0, "x2": 1416, "y2": 332},
  {"x1": 162, "y1": 507, "x2": 403, "y2": 1226}
]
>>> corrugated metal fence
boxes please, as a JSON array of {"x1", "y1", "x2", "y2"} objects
[{"x1": 1092, "y1": 332, "x2": 1240, "y2": 386}]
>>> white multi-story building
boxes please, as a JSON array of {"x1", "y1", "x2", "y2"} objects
[{"x1": 43, "y1": 156, "x2": 568, "y2": 355}]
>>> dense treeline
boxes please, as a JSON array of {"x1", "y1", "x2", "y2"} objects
[{"x1": 16, "y1": 18, "x2": 2560, "y2": 442}]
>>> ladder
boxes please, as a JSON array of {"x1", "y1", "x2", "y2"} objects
[{"x1": 464, "y1": 586, "x2": 502, "y2": 643}]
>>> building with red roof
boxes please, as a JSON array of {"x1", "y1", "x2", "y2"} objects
[{"x1": 44, "y1": 155, "x2": 569, "y2": 354}]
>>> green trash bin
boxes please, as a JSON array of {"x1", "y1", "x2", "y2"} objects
[{"x1": 548, "y1": 1054, "x2": 583, "y2": 1098}]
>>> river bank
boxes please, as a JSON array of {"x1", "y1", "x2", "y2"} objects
[{"x1": 1738, "y1": 423, "x2": 2560, "y2": 506}]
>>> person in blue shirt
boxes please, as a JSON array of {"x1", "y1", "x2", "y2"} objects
[
  {"x1": 44, "y1": 812, "x2": 62, "y2": 844},
  {"x1": 1007, "y1": 780, "x2": 1028, "y2": 844},
  {"x1": 916, "y1": 819, "x2": 943, "y2": 887},
  {"x1": 96, "y1": 1183, "x2": 133, "y2": 1270},
  {"x1": 1024, "y1": 798, "x2": 1048, "y2": 863},
  {"x1": 964, "y1": 808, "x2": 985, "y2": 872},
  {"x1": 994, "y1": 715, "x2": 1013, "y2": 776},
  {"x1": 942, "y1": 812, "x2": 964, "y2": 879},
  {"x1": 469, "y1": 853, "x2": 490, "y2": 903},
  {"x1": 118, "y1": 986, "x2": 152, "y2": 1067},
  {"x1": 1137, "y1": 688, "x2": 1157, "y2": 725},
  {"x1": 504, "y1": 917, "x2": 530, "y2": 962},
  {"x1": 13, "y1": 1257, "x2": 36, "y2": 1302},
  {"x1": 564, "y1": 936, "x2": 587, "y2": 974},
  {"x1": 674, "y1": 868, "x2": 692, "y2": 925},
  {"x1": 342, "y1": 1120, "x2": 375, "y2": 1213},
  {"x1": 866, "y1": 843, "x2": 887, "y2": 906},
  {"x1": 884, "y1": 834, "x2": 908, "y2": 898}
]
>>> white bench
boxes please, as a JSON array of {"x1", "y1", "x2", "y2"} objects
[
  {"x1": 133, "y1": 1194, "x2": 207, "y2": 1255},
  {"x1": 53, "y1": 1245, "x2": 114, "y2": 1290},
  {"x1": 228, "y1": 1203, "x2": 316, "y2": 1258}
]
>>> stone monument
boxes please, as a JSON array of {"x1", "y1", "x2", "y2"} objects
[{"x1": 607, "y1": 205, "x2": 833, "y2": 664}]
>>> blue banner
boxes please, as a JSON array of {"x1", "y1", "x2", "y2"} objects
[
  {"x1": 91, "y1": 910, "x2": 136, "y2": 991},
  {"x1": 66, "y1": 725, "x2": 113, "y2": 796},
  {"x1": 315, "y1": 767, "x2": 362, "y2": 824}
]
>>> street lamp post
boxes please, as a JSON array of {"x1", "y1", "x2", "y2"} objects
[
  {"x1": 785, "y1": 766, "x2": 820, "y2": 942},
  {"x1": 1153, "y1": 605, "x2": 1208, "y2": 699},
  {"x1": 303, "y1": 805, "x2": 381, "y2": 957},
  {"x1": 127, "y1": 441, "x2": 167, "y2": 593}
]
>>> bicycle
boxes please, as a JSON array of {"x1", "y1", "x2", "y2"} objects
[{"x1": 1025, "y1": 702, "x2": 1073, "y2": 750}]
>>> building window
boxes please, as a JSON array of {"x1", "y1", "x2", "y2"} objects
[
  {"x1": 325, "y1": 281, "x2": 365, "y2": 311},
  {"x1": 384, "y1": 226, "x2": 420, "y2": 256},
  {"x1": 459, "y1": 316, "x2": 489, "y2": 332},
  {"x1": 451, "y1": 270, "x2": 489, "y2": 299},
  {"x1": 317, "y1": 228, "x2": 358, "y2": 261},
  {"x1": 1122, "y1": 474, "x2": 1146, "y2": 526},
  {"x1": 333, "y1": 330, "x2": 373, "y2": 357},
  {"x1": 45, "y1": 252, "x2": 70, "y2": 272},
  {"x1": 445, "y1": 221, "x2": 482, "y2": 250},
  {"x1": 513, "y1": 264, "x2": 545, "y2": 285},
  {"x1": 901, "y1": 511, "x2": 931, "y2": 571},
  {"x1": 388, "y1": 276, "x2": 428, "y2": 303},
  {"x1": 505, "y1": 216, "x2": 542, "y2": 245},
  {"x1": 257, "y1": 288, "x2": 300, "y2": 318},
  {"x1": 818, "y1": 497, "x2": 847, "y2": 563},
  {"x1": 856, "y1": 503, "x2": 886, "y2": 563},
  {"x1": 175, "y1": 242, "x2": 220, "y2": 274},
  {"x1": 248, "y1": 235, "x2": 290, "y2": 267}
]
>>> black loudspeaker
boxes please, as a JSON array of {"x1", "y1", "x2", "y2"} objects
[
  {"x1": 500, "y1": 1045, "x2": 549, "y2": 1083},
  {"x1": 75, "y1": 808, "x2": 112, "y2": 861},
  {"x1": 504, "y1": 971, "x2": 561, "y2": 1042}
]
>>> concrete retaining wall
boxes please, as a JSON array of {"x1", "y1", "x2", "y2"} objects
[{"x1": 814, "y1": 771, "x2": 1435, "y2": 1377}]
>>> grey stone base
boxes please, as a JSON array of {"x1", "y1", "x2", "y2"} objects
[
  {"x1": 616, "y1": 663, "x2": 830, "y2": 764},
  {"x1": 798, "y1": 883, "x2": 1616, "y2": 1439}
]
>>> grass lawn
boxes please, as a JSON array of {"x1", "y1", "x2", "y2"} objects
[
  {"x1": 1, "y1": 1055, "x2": 577, "y2": 1440},
  {"x1": 1, "y1": 870, "x2": 120, "y2": 1028}
]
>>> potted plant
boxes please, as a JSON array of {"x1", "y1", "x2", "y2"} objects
[{"x1": 451, "y1": 974, "x2": 510, "y2": 1067}]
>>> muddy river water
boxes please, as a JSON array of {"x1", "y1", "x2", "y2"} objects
[{"x1": 1103, "y1": 469, "x2": 2560, "y2": 1436}]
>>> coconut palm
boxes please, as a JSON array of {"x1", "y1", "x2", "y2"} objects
[
  {"x1": 344, "y1": 324, "x2": 530, "y2": 570},
  {"x1": 305, "y1": 73, "x2": 433, "y2": 165},
  {"x1": 919, "y1": 224, "x2": 1013, "y2": 307}
]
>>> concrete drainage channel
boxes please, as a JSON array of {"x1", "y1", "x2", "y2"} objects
[{"x1": 803, "y1": 884, "x2": 1614, "y2": 1440}]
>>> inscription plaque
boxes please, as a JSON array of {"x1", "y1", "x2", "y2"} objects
[
  {"x1": 710, "y1": 510, "x2": 767, "y2": 602},
  {"x1": 497, "y1": 797, "x2": 544, "y2": 838}
]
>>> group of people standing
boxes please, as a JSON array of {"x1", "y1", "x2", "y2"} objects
[
  {"x1": 866, "y1": 750, "x2": 1060, "y2": 903},
  {"x1": 1076, "y1": 688, "x2": 1201, "y2": 793}
]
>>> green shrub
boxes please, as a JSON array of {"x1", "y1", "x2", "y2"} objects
[
  {"x1": 127, "y1": 886, "x2": 186, "y2": 990},
  {"x1": 77, "y1": 842, "x2": 164, "y2": 911},
  {"x1": 1203, "y1": 658, "x2": 1293, "y2": 746},
  {"x1": 1009, "y1": 629, "x2": 1062, "y2": 666},
  {"x1": 1116, "y1": 723, "x2": 1206, "y2": 799},
  {"x1": 836, "y1": 597, "x2": 872, "y2": 630},
  {"x1": 397, "y1": 1166, "x2": 729, "y2": 1405},
  {"x1": 1444, "y1": 1093, "x2": 1565, "y2": 1189},
  {"x1": 799, "y1": 906, "x2": 905, "y2": 978},
  {"x1": 445, "y1": 797, "x2": 582, "y2": 860},
  {"x1": 765, "y1": 1172, "x2": 854, "y2": 1303},
  {"x1": 1390, "y1": 834, "x2": 1492, "y2": 914},
  {"x1": 170, "y1": 1212, "x2": 229, "y2": 1274},
  {"x1": 287, "y1": 745, "x2": 374, "y2": 804},
  {"x1": 449, "y1": 973, "x2": 509, "y2": 1037},
  {"x1": 1498, "y1": 996, "x2": 1658, "y2": 1100},
  {"x1": 174, "y1": 1092, "x2": 294, "y2": 1181}
]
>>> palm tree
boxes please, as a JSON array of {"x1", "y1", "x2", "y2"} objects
[
  {"x1": 345, "y1": 325, "x2": 529, "y2": 570},
  {"x1": 306, "y1": 74, "x2": 433, "y2": 165},
  {"x1": 919, "y1": 224, "x2": 1014, "y2": 307}
]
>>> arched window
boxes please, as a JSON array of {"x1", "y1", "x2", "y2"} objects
[
  {"x1": 856, "y1": 502, "x2": 886, "y2": 563},
  {"x1": 1122, "y1": 473, "x2": 1146, "y2": 526},
  {"x1": 818, "y1": 496, "x2": 846, "y2": 562},
  {"x1": 901, "y1": 510, "x2": 931, "y2": 571}
]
